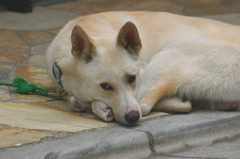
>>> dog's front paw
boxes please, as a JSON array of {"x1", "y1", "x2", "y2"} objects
[
  {"x1": 68, "y1": 96, "x2": 88, "y2": 111},
  {"x1": 91, "y1": 101, "x2": 114, "y2": 122}
]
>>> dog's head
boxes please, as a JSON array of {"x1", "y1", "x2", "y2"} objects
[{"x1": 58, "y1": 21, "x2": 142, "y2": 125}]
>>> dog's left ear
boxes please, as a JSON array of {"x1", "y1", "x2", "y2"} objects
[{"x1": 117, "y1": 21, "x2": 142, "y2": 57}]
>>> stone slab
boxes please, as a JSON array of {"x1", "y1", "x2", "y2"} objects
[
  {"x1": 0, "y1": 30, "x2": 29, "y2": 63},
  {"x1": 0, "y1": 126, "x2": 52, "y2": 148},
  {"x1": 1, "y1": 110, "x2": 240, "y2": 159},
  {"x1": 31, "y1": 43, "x2": 50, "y2": 55},
  {"x1": 28, "y1": 55, "x2": 46, "y2": 67},
  {"x1": 45, "y1": 28, "x2": 61, "y2": 35},
  {"x1": 142, "y1": 111, "x2": 168, "y2": 121},
  {"x1": 0, "y1": 86, "x2": 11, "y2": 100},
  {"x1": 0, "y1": 70, "x2": 11, "y2": 83},
  {"x1": 0, "y1": 7, "x2": 81, "y2": 30},
  {"x1": 16, "y1": 94, "x2": 54, "y2": 102},
  {"x1": 0, "y1": 63, "x2": 14, "y2": 70},
  {"x1": 0, "y1": 127, "x2": 151, "y2": 159},
  {"x1": 15, "y1": 65, "x2": 55, "y2": 92},
  {"x1": 45, "y1": 100, "x2": 102, "y2": 120},
  {"x1": 172, "y1": 0, "x2": 240, "y2": 16},
  {"x1": 0, "y1": 103, "x2": 108, "y2": 132},
  {"x1": 18, "y1": 31, "x2": 55, "y2": 45},
  {"x1": 134, "y1": 110, "x2": 240, "y2": 154},
  {"x1": 169, "y1": 136, "x2": 240, "y2": 159},
  {"x1": 50, "y1": 0, "x2": 183, "y2": 15},
  {"x1": 45, "y1": 100, "x2": 71, "y2": 111}
]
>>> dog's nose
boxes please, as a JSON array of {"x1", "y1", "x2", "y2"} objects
[{"x1": 125, "y1": 110, "x2": 140, "y2": 124}]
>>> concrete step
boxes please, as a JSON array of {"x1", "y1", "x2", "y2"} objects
[
  {"x1": 150, "y1": 135, "x2": 240, "y2": 159},
  {"x1": 1, "y1": 110, "x2": 239, "y2": 159}
]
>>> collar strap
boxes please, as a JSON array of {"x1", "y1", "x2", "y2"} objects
[{"x1": 52, "y1": 62, "x2": 63, "y2": 87}]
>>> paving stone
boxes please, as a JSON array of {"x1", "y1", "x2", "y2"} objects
[
  {"x1": 15, "y1": 65, "x2": 56, "y2": 101},
  {"x1": 45, "y1": 100, "x2": 72, "y2": 111},
  {"x1": 0, "y1": 127, "x2": 151, "y2": 159},
  {"x1": 0, "y1": 63, "x2": 14, "y2": 84},
  {"x1": 0, "y1": 126, "x2": 52, "y2": 148},
  {"x1": 0, "y1": 63, "x2": 14, "y2": 70},
  {"x1": 16, "y1": 94, "x2": 54, "y2": 102},
  {"x1": 50, "y1": 0, "x2": 183, "y2": 15},
  {"x1": 77, "y1": 112, "x2": 101, "y2": 120},
  {"x1": 28, "y1": 55, "x2": 46, "y2": 67},
  {"x1": 0, "y1": 30, "x2": 28, "y2": 50},
  {"x1": 134, "y1": 110, "x2": 240, "y2": 154},
  {"x1": 0, "y1": 103, "x2": 108, "y2": 132},
  {"x1": 221, "y1": 0, "x2": 240, "y2": 6},
  {"x1": 0, "y1": 86, "x2": 11, "y2": 100},
  {"x1": 0, "y1": 7, "x2": 81, "y2": 30},
  {"x1": 31, "y1": 43, "x2": 50, "y2": 55},
  {"x1": 172, "y1": 0, "x2": 240, "y2": 15},
  {"x1": 173, "y1": 0, "x2": 221, "y2": 5},
  {"x1": 45, "y1": 28, "x2": 61, "y2": 35},
  {"x1": 202, "y1": 13, "x2": 240, "y2": 26},
  {"x1": 18, "y1": 31, "x2": 55, "y2": 45},
  {"x1": 15, "y1": 65, "x2": 55, "y2": 92},
  {"x1": 0, "y1": 48, "x2": 28, "y2": 64},
  {"x1": 170, "y1": 136, "x2": 240, "y2": 159},
  {"x1": 0, "y1": 72, "x2": 10, "y2": 83},
  {"x1": 0, "y1": 30, "x2": 29, "y2": 63}
]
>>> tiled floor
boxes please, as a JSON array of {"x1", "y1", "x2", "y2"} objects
[{"x1": 0, "y1": 0, "x2": 240, "y2": 149}]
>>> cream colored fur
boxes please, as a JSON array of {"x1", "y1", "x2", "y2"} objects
[{"x1": 46, "y1": 11, "x2": 240, "y2": 125}]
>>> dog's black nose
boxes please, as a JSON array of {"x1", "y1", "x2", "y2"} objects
[{"x1": 125, "y1": 110, "x2": 140, "y2": 124}]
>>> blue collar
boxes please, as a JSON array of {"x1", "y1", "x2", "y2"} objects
[{"x1": 52, "y1": 62, "x2": 63, "y2": 87}]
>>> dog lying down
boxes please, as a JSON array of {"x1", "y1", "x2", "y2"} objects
[{"x1": 46, "y1": 11, "x2": 240, "y2": 125}]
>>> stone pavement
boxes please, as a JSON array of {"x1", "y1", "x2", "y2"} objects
[
  {"x1": 182, "y1": 136, "x2": 240, "y2": 159},
  {"x1": 150, "y1": 134, "x2": 240, "y2": 159},
  {"x1": 0, "y1": 0, "x2": 240, "y2": 159}
]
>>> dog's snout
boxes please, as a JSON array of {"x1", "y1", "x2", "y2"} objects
[{"x1": 125, "y1": 110, "x2": 140, "y2": 124}]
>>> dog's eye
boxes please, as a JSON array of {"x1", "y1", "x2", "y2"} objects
[
  {"x1": 100, "y1": 83, "x2": 113, "y2": 90},
  {"x1": 128, "y1": 75, "x2": 136, "y2": 84}
]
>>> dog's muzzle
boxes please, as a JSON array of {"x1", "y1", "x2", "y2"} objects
[{"x1": 125, "y1": 110, "x2": 140, "y2": 124}]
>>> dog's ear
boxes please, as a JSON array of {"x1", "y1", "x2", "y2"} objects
[
  {"x1": 71, "y1": 25, "x2": 95, "y2": 63},
  {"x1": 117, "y1": 21, "x2": 142, "y2": 57}
]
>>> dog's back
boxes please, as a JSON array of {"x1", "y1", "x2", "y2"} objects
[{"x1": 47, "y1": 11, "x2": 240, "y2": 72}]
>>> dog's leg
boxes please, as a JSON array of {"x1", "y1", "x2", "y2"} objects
[
  {"x1": 137, "y1": 50, "x2": 189, "y2": 116},
  {"x1": 68, "y1": 96, "x2": 90, "y2": 111},
  {"x1": 91, "y1": 101, "x2": 114, "y2": 122},
  {"x1": 138, "y1": 81, "x2": 177, "y2": 116},
  {"x1": 152, "y1": 97, "x2": 192, "y2": 112}
]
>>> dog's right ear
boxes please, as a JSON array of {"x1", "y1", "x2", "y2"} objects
[{"x1": 71, "y1": 25, "x2": 95, "y2": 63}]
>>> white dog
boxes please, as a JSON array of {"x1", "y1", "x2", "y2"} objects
[{"x1": 46, "y1": 11, "x2": 240, "y2": 125}]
